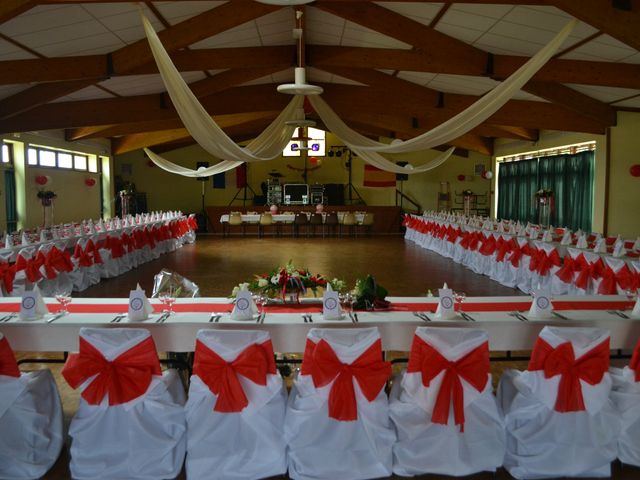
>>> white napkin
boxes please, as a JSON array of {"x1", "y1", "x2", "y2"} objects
[
  {"x1": 231, "y1": 284, "x2": 257, "y2": 321},
  {"x1": 435, "y1": 283, "x2": 455, "y2": 320},
  {"x1": 612, "y1": 242, "x2": 627, "y2": 258},
  {"x1": 528, "y1": 288, "x2": 553, "y2": 319},
  {"x1": 39, "y1": 230, "x2": 47, "y2": 242},
  {"x1": 631, "y1": 293, "x2": 640, "y2": 319},
  {"x1": 21, "y1": 232, "x2": 29, "y2": 246},
  {"x1": 529, "y1": 228, "x2": 539, "y2": 240},
  {"x1": 508, "y1": 223, "x2": 517, "y2": 234},
  {"x1": 542, "y1": 229, "x2": 553, "y2": 242},
  {"x1": 634, "y1": 237, "x2": 640, "y2": 251},
  {"x1": 593, "y1": 238, "x2": 607, "y2": 253},
  {"x1": 51, "y1": 228, "x2": 60, "y2": 240},
  {"x1": 19, "y1": 286, "x2": 49, "y2": 320},
  {"x1": 576, "y1": 233, "x2": 588, "y2": 249},
  {"x1": 497, "y1": 222, "x2": 504, "y2": 233},
  {"x1": 127, "y1": 284, "x2": 153, "y2": 321},
  {"x1": 4, "y1": 233, "x2": 12, "y2": 249},
  {"x1": 322, "y1": 284, "x2": 342, "y2": 320},
  {"x1": 560, "y1": 230, "x2": 572, "y2": 245},
  {"x1": 87, "y1": 223, "x2": 96, "y2": 234}
]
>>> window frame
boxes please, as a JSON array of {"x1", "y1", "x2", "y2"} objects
[
  {"x1": 1, "y1": 142, "x2": 13, "y2": 165},
  {"x1": 26, "y1": 145, "x2": 94, "y2": 172}
]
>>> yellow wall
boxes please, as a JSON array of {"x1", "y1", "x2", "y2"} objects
[
  {"x1": 493, "y1": 130, "x2": 607, "y2": 233},
  {"x1": 0, "y1": 132, "x2": 112, "y2": 230},
  {"x1": 607, "y1": 112, "x2": 640, "y2": 238},
  {"x1": 114, "y1": 132, "x2": 491, "y2": 213}
]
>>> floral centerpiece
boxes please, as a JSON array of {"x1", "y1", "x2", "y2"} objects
[
  {"x1": 462, "y1": 189, "x2": 474, "y2": 197},
  {"x1": 352, "y1": 275, "x2": 390, "y2": 310},
  {"x1": 37, "y1": 190, "x2": 56, "y2": 207},
  {"x1": 232, "y1": 260, "x2": 345, "y2": 302},
  {"x1": 535, "y1": 188, "x2": 553, "y2": 203}
]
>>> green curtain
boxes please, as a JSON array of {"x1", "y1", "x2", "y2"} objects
[
  {"x1": 497, "y1": 158, "x2": 538, "y2": 223},
  {"x1": 497, "y1": 150, "x2": 594, "y2": 230},
  {"x1": 4, "y1": 170, "x2": 17, "y2": 233}
]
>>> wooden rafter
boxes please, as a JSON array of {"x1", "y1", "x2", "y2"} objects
[
  {"x1": 0, "y1": 2, "x2": 281, "y2": 119},
  {"x1": 0, "y1": 0, "x2": 35, "y2": 25}
]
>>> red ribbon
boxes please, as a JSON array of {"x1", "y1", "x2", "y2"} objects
[
  {"x1": 74, "y1": 243, "x2": 93, "y2": 267},
  {"x1": 508, "y1": 243, "x2": 530, "y2": 268},
  {"x1": 598, "y1": 266, "x2": 618, "y2": 295},
  {"x1": 192, "y1": 339, "x2": 276, "y2": 413},
  {"x1": 529, "y1": 337, "x2": 609, "y2": 412},
  {"x1": 495, "y1": 238, "x2": 511, "y2": 262},
  {"x1": 575, "y1": 257, "x2": 604, "y2": 290},
  {"x1": 35, "y1": 250, "x2": 57, "y2": 280},
  {"x1": 536, "y1": 249, "x2": 561, "y2": 276},
  {"x1": 407, "y1": 336, "x2": 489, "y2": 431},
  {"x1": 0, "y1": 262, "x2": 15, "y2": 293},
  {"x1": 48, "y1": 246, "x2": 74, "y2": 273},
  {"x1": 630, "y1": 340, "x2": 640, "y2": 383},
  {"x1": 301, "y1": 338, "x2": 390, "y2": 421},
  {"x1": 86, "y1": 239, "x2": 103, "y2": 265},
  {"x1": 15, "y1": 254, "x2": 42, "y2": 283},
  {"x1": 479, "y1": 235, "x2": 497, "y2": 256},
  {"x1": 0, "y1": 336, "x2": 20, "y2": 378},
  {"x1": 555, "y1": 255, "x2": 577, "y2": 284},
  {"x1": 62, "y1": 336, "x2": 161, "y2": 406}
]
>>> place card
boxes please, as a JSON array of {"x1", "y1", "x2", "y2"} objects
[
  {"x1": 435, "y1": 284, "x2": 455, "y2": 320},
  {"x1": 128, "y1": 286, "x2": 153, "y2": 321},
  {"x1": 528, "y1": 288, "x2": 553, "y2": 319},
  {"x1": 231, "y1": 286, "x2": 256, "y2": 321},
  {"x1": 323, "y1": 284, "x2": 342, "y2": 320},
  {"x1": 19, "y1": 286, "x2": 49, "y2": 320}
]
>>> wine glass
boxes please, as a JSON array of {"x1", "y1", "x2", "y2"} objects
[
  {"x1": 158, "y1": 287, "x2": 176, "y2": 315},
  {"x1": 453, "y1": 291, "x2": 466, "y2": 313},
  {"x1": 624, "y1": 288, "x2": 638, "y2": 308},
  {"x1": 54, "y1": 286, "x2": 73, "y2": 315},
  {"x1": 253, "y1": 292, "x2": 268, "y2": 315},
  {"x1": 339, "y1": 292, "x2": 354, "y2": 317}
]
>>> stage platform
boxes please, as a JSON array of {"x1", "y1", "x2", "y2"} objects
[{"x1": 205, "y1": 205, "x2": 404, "y2": 234}]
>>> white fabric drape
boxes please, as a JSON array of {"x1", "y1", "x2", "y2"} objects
[
  {"x1": 142, "y1": 13, "x2": 302, "y2": 166},
  {"x1": 335, "y1": 19, "x2": 576, "y2": 154}
]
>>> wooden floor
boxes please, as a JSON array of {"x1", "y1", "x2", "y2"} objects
[{"x1": 22, "y1": 235, "x2": 638, "y2": 479}]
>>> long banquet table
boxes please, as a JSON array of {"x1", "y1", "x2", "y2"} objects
[{"x1": 1, "y1": 296, "x2": 638, "y2": 353}]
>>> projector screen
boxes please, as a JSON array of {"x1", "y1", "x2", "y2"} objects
[{"x1": 283, "y1": 184, "x2": 309, "y2": 205}]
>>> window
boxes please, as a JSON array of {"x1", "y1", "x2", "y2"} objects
[
  {"x1": 27, "y1": 146, "x2": 94, "y2": 171},
  {"x1": 283, "y1": 127, "x2": 326, "y2": 157},
  {"x1": 1, "y1": 143, "x2": 12, "y2": 164}
]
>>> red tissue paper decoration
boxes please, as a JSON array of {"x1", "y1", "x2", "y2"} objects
[
  {"x1": 457, "y1": 174, "x2": 466, "y2": 182},
  {"x1": 35, "y1": 175, "x2": 49, "y2": 186},
  {"x1": 630, "y1": 164, "x2": 640, "y2": 177},
  {"x1": 84, "y1": 178, "x2": 97, "y2": 187}
]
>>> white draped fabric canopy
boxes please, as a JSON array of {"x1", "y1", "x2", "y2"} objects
[{"x1": 140, "y1": 12, "x2": 576, "y2": 177}]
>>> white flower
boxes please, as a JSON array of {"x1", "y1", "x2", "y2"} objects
[
  {"x1": 231, "y1": 286, "x2": 240, "y2": 296},
  {"x1": 258, "y1": 278, "x2": 268, "y2": 287},
  {"x1": 271, "y1": 274, "x2": 280, "y2": 285},
  {"x1": 291, "y1": 271, "x2": 300, "y2": 278}
]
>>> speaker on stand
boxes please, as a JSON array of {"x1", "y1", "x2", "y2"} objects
[{"x1": 196, "y1": 161, "x2": 209, "y2": 233}]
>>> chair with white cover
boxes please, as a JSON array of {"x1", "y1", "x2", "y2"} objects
[
  {"x1": 528, "y1": 241, "x2": 562, "y2": 292},
  {"x1": 498, "y1": 326, "x2": 619, "y2": 479},
  {"x1": 390, "y1": 327, "x2": 505, "y2": 477},
  {"x1": 610, "y1": 338, "x2": 640, "y2": 467},
  {"x1": 62, "y1": 328, "x2": 187, "y2": 480},
  {"x1": 35, "y1": 241, "x2": 74, "y2": 297},
  {"x1": 601, "y1": 256, "x2": 636, "y2": 295},
  {"x1": 69, "y1": 237, "x2": 100, "y2": 291},
  {"x1": 285, "y1": 327, "x2": 395, "y2": 480},
  {"x1": 185, "y1": 329, "x2": 287, "y2": 480},
  {"x1": 0, "y1": 332, "x2": 64, "y2": 479}
]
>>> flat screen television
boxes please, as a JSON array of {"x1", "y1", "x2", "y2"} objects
[{"x1": 283, "y1": 184, "x2": 309, "y2": 205}]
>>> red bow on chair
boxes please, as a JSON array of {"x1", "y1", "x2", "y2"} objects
[
  {"x1": 74, "y1": 243, "x2": 93, "y2": 267},
  {"x1": 0, "y1": 262, "x2": 15, "y2": 293},
  {"x1": 407, "y1": 336, "x2": 489, "y2": 431},
  {"x1": 15, "y1": 254, "x2": 42, "y2": 283},
  {"x1": 574, "y1": 256, "x2": 603, "y2": 290},
  {"x1": 536, "y1": 249, "x2": 561, "y2": 276},
  {"x1": 630, "y1": 341, "x2": 640, "y2": 383},
  {"x1": 479, "y1": 235, "x2": 497, "y2": 256},
  {"x1": 48, "y1": 246, "x2": 74, "y2": 273},
  {"x1": 555, "y1": 255, "x2": 577, "y2": 284},
  {"x1": 529, "y1": 337, "x2": 609, "y2": 413},
  {"x1": 35, "y1": 250, "x2": 57, "y2": 280},
  {"x1": 188, "y1": 216, "x2": 198, "y2": 231},
  {"x1": 302, "y1": 338, "x2": 391, "y2": 421},
  {"x1": 85, "y1": 239, "x2": 103, "y2": 265},
  {"x1": 495, "y1": 238, "x2": 511, "y2": 262},
  {"x1": 0, "y1": 336, "x2": 20, "y2": 378},
  {"x1": 508, "y1": 243, "x2": 530, "y2": 268},
  {"x1": 193, "y1": 339, "x2": 276, "y2": 413},
  {"x1": 62, "y1": 336, "x2": 161, "y2": 405}
]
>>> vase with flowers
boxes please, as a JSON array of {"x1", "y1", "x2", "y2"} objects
[
  {"x1": 535, "y1": 189, "x2": 553, "y2": 226},
  {"x1": 37, "y1": 190, "x2": 56, "y2": 227}
]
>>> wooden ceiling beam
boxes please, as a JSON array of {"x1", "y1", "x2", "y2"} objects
[
  {"x1": 0, "y1": 2, "x2": 281, "y2": 119},
  {"x1": 548, "y1": 0, "x2": 640, "y2": 52},
  {"x1": 308, "y1": 46, "x2": 640, "y2": 90},
  {"x1": 0, "y1": 0, "x2": 36, "y2": 24},
  {"x1": 65, "y1": 125, "x2": 116, "y2": 141},
  {"x1": 0, "y1": 46, "x2": 296, "y2": 86},
  {"x1": 112, "y1": 114, "x2": 277, "y2": 154},
  {"x1": 522, "y1": 81, "x2": 617, "y2": 125}
]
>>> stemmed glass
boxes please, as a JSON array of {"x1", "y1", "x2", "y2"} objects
[
  {"x1": 453, "y1": 291, "x2": 467, "y2": 313},
  {"x1": 158, "y1": 287, "x2": 176, "y2": 315},
  {"x1": 54, "y1": 286, "x2": 73, "y2": 315},
  {"x1": 625, "y1": 288, "x2": 638, "y2": 309},
  {"x1": 253, "y1": 293, "x2": 268, "y2": 316},
  {"x1": 339, "y1": 292, "x2": 354, "y2": 317}
]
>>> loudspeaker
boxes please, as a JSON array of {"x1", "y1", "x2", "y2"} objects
[
  {"x1": 324, "y1": 183, "x2": 345, "y2": 205},
  {"x1": 196, "y1": 162, "x2": 209, "y2": 181},
  {"x1": 396, "y1": 162, "x2": 409, "y2": 181}
]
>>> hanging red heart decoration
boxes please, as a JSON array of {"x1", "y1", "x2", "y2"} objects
[
  {"x1": 35, "y1": 175, "x2": 48, "y2": 186},
  {"x1": 85, "y1": 178, "x2": 97, "y2": 187},
  {"x1": 630, "y1": 164, "x2": 640, "y2": 177}
]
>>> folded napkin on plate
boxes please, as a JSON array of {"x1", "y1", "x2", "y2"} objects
[
  {"x1": 322, "y1": 284, "x2": 342, "y2": 320},
  {"x1": 39, "y1": 230, "x2": 47, "y2": 243},
  {"x1": 21, "y1": 232, "x2": 30, "y2": 246},
  {"x1": 528, "y1": 288, "x2": 553, "y2": 319},
  {"x1": 593, "y1": 238, "x2": 607, "y2": 253},
  {"x1": 576, "y1": 233, "x2": 588, "y2": 249},
  {"x1": 560, "y1": 230, "x2": 572, "y2": 245},
  {"x1": 434, "y1": 283, "x2": 455, "y2": 320},
  {"x1": 19, "y1": 286, "x2": 49, "y2": 320},
  {"x1": 541, "y1": 230, "x2": 553, "y2": 242},
  {"x1": 127, "y1": 284, "x2": 153, "y2": 321},
  {"x1": 631, "y1": 295, "x2": 640, "y2": 319},
  {"x1": 4, "y1": 233, "x2": 12, "y2": 249},
  {"x1": 634, "y1": 237, "x2": 640, "y2": 251},
  {"x1": 612, "y1": 242, "x2": 627, "y2": 258},
  {"x1": 230, "y1": 284, "x2": 257, "y2": 321}
]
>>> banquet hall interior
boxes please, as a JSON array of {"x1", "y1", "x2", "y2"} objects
[{"x1": 1, "y1": 1, "x2": 640, "y2": 479}]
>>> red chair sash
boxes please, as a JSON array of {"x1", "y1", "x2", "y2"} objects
[
  {"x1": 35, "y1": 250, "x2": 57, "y2": 280},
  {"x1": 529, "y1": 337, "x2": 609, "y2": 413},
  {"x1": 74, "y1": 243, "x2": 93, "y2": 267},
  {"x1": 479, "y1": 235, "x2": 497, "y2": 256},
  {"x1": 49, "y1": 246, "x2": 74, "y2": 273},
  {"x1": 575, "y1": 257, "x2": 604, "y2": 290},
  {"x1": 15, "y1": 254, "x2": 42, "y2": 283},
  {"x1": 188, "y1": 216, "x2": 198, "y2": 231},
  {"x1": 0, "y1": 262, "x2": 16, "y2": 293},
  {"x1": 630, "y1": 340, "x2": 640, "y2": 383},
  {"x1": 62, "y1": 336, "x2": 161, "y2": 406},
  {"x1": 555, "y1": 255, "x2": 577, "y2": 284},
  {"x1": 495, "y1": 238, "x2": 511, "y2": 262},
  {"x1": 407, "y1": 335, "x2": 489, "y2": 431},
  {"x1": 508, "y1": 243, "x2": 530, "y2": 268},
  {"x1": 86, "y1": 239, "x2": 103, "y2": 265},
  {"x1": 301, "y1": 338, "x2": 391, "y2": 421},
  {"x1": 468, "y1": 233, "x2": 481, "y2": 251},
  {"x1": 598, "y1": 266, "x2": 618, "y2": 295},
  {"x1": 0, "y1": 336, "x2": 20, "y2": 378},
  {"x1": 536, "y1": 249, "x2": 561, "y2": 276},
  {"x1": 193, "y1": 339, "x2": 276, "y2": 413}
]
